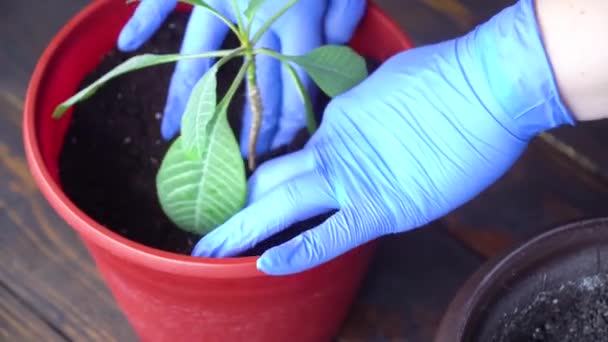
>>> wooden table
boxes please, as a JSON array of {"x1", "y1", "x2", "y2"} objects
[{"x1": 2, "y1": 0, "x2": 607, "y2": 340}]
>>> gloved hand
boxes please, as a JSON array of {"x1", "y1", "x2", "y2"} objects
[
  {"x1": 118, "y1": 0, "x2": 366, "y2": 156},
  {"x1": 191, "y1": 0, "x2": 575, "y2": 275}
]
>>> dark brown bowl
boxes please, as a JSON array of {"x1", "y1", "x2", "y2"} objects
[{"x1": 435, "y1": 217, "x2": 608, "y2": 341}]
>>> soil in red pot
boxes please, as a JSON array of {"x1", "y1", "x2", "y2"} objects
[
  {"x1": 488, "y1": 273, "x2": 608, "y2": 342},
  {"x1": 57, "y1": 12, "x2": 379, "y2": 256}
]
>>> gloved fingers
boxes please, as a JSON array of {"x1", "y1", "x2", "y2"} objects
[
  {"x1": 257, "y1": 207, "x2": 383, "y2": 275},
  {"x1": 160, "y1": 2, "x2": 230, "y2": 140},
  {"x1": 118, "y1": 0, "x2": 177, "y2": 52},
  {"x1": 247, "y1": 148, "x2": 317, "y2": 204},
  {"x1": 271, "y1": 18, "x2": 323, "y2": 149},
  {"x1": 239, "y1": 21, "x2": 282, "y2": 158},
  {"x1": 324, "y1": 0, "x2": 367, "y2": 44},
  {"x1": 191, "y1": 169, "x2": 338, "y2": 258}
]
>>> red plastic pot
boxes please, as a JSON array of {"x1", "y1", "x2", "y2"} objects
[{"x1": 23, "y1": 1, "x2": 414, "y2": 341}]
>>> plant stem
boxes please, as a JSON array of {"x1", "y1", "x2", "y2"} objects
[
  {"x1": 219, "y1": 59, "x2": 252, "y2": 111},
  {"x1": 245, "y1": 55, "x2": 263, "y2": 171},
  {"x1": 183, "y1": 48, "x2": 243, "y2": 61},
  {"x1": 251, "y1": 0, "x2": 299, "y2": 45},
  {"x1": 246, "y1": 17, "x2": 255, "y2": 38},
  {"x1": 254, "y1": 48, "x2": 318, "y2": 133},
  {"x1": 253, "y1": 48, "x2": 285, "y2": 60},
  {"x1": 170, "y1": 0, "x2": 242, "y2": 41},
  {"x1": 281, "y1": 60, "x2": 317, "y2": 133},
  {"x1": 202, "y1": 8, "x2": 239, "y2": 39},
  {"x1": 230, "y1": 0, "x2": 246, "y2": 36},
  {"x1": 214, "y1": 47, "x2": 246, "y2": 69}
]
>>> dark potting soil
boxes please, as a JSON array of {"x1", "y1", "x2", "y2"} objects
[
  {"x1": 58, "y1": 12, "x2": 380, "y2": 256},
  {"x1": 489, "y1": 273, "x2": 608, "y2": 342}
]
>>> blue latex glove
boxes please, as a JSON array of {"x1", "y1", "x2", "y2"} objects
[
  {"x1": 191, "y1": 0, "x2": 576, "y2": 275},
  {"x1": 117, "y1": 0, "x2": 366, "y2": 156}
]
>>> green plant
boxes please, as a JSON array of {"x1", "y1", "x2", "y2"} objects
[{"x1": 52, "y1": 0, "x2": 368, "y2": 236}]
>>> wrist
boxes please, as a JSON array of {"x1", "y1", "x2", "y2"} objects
[{"x1": 455, "y1": 0, "x2": 575, "y2": 140}]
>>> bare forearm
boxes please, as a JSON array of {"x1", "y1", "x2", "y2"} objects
[{"x1": 535, "y1": 0, "x2": 608, "y2": 121}]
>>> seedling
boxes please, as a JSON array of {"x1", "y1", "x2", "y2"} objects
[{"x1": 52, "y1": 0, "x2": 368, "y2": 236}]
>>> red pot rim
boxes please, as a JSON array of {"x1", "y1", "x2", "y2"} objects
[{"x1": 23, "y1": 0, "x2": 414, "y2": 279}]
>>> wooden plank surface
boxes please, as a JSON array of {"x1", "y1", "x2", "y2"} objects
[
  {"x1": 548, "y1": 122, "x2": 608, "y2": 180},
  {"x1": 0, "y1": 92, "x2": 138, "y2": 341},
  {"x1": 443, "y1": 137, "x2": 608, "y2": 259},
  {"x1": 1, "y1": 283, "x2": 67, "y2": 342},
  {"x1": 1, "y1": 0, "x2": 607, "y2": 341},
  {"x1": 339, "y1": 225, "x2": 482, "y2": 341},
  {"x1": 0, "y1": 0, "x2": 86, "y2": 96}
]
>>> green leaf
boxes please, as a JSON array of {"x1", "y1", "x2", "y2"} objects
[
  {"x1": 281, "y1": 60, "x2": 317, "y2": 133},
  {"x1": 287, "y1": 45, "x2": 368, "y2": 97},
  {"x1": 180, "y1": 66, "x2": 218, "y2": 159},
  {"x1": 156, "y1": 115, "x2": 246, "y2": 235},
  {"x1": 157, "y1": 59, "x2": 250, "y2": 235},
  {"x1": 244, "y1": 0, "x2": 267, "y2": 21},
  {"x1": 52, "y1": 50, "x2": 233, "y2": 118},
  {"x1": 180, "y1": 48, "x2": 244, "y2": 158}
]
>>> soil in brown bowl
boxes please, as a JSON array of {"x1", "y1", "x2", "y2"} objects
[{"x1": 489, "y1": 273, "x2": 608, "y2": 342}]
